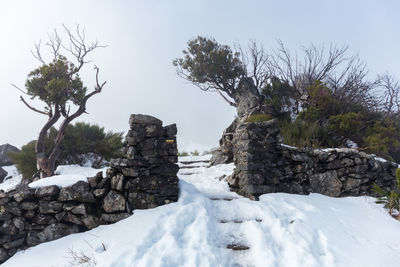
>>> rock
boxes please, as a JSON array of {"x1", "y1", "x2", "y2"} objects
[
  {"x1": 102, "y1": 190, "x2": 126, "y2": 213},
  {"x1": 0, "y1": 212, "x2": 12, "y2": 221},
  {"x1": 145, "y1": 124, "x2": 164, "y2": 137},
  {"x1": 129, "y1": 114, "x2": 162, "y2": 127},
  {"x1": 12, "y1": 217, "x2": 25, "y2": 230},
  {"x1": 209, "y1": 120, "x2": 236, "y2": 166},
  {"x1": 71, "y1": 203, "x2": 90, "y2": 215},
  {"x1": 310, "y1": 171, "x2": 342, "y2": 197},
  {"x1": 39, "y1": 201, "x2": 63, "y2": 214},
  {"x1": 122, "y1": 168, "x2": 139, "y2": 177},
  {"x1": 82, "y1": 215, "x2": 100, "y2": 229},
  {"x1": 209, "y1": 148, "x2": 232, "y2": 166},
  {"x1": 26, "y1": 223, "x2": 79, "y2": 246},
  {"x1": 62, "y1": 212, "x2": 82, "y2": 225},
  {"x1": 127, "y1": 192, "x2": 157, "y2": 209},
  {"x1": 58, "y1": 181, "x2": 96, "y2": 203},
  {"x1": 0, "y1": 167, "x2": 7, "y2": 183},
  {"x1": 111, "y1": 174, "x2": 125, "y2": 191},
  {"x1": 0, "y1": 196, "x2": 9, "y2": 206},
  {"x1": 87, "y1": 172, "x2": 103, "y2": 189},
  {"x1": 164, "y1": 124, "x2": 177, "y2": 137},
  {"x1": 0, "y1": 248, "x2": 8, "y2": 262},
  {"x1": 35, "y1": 185, "x2": 60, "y2": 199},
  {"x1": 12, "y1": 187, "x2": 35, "y2": 202},
  {"x1": 5, "y1": 202, "x2": 22, "y2": 216},
  {"x1": 0, "y1": 220, "x2": 18, "y2": 235},
  {"x1": 93, "y1": 188, "x2": 107, "y2": 198},
  {"x1": 0, "y1": 144, "x2": 20, "y2": 166},
  {"x1": 344, "y1": 178, "x2": 362, "y2": 191},
  {"x1": 2, "y1": 238, "x2": 25, "y2": 250},
  {"x1": 0, "y1": 235, "x2": 11, "y2": 245},
  {"x1": 100, "y1": 213, "x2": 130, "y2": 224},
  {"x1": 33, "y1": 214, "x2": 57, "y2": 225}
]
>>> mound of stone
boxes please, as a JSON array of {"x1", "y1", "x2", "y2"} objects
[{"x1": 0, "y1": 144, "x2": 20, "y2": 166}]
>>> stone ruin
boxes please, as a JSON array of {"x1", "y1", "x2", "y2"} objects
[
  {"x1": 227, "y1": 119, "x2": 398, "y2": 200},
  {"x1": 109, "y1": 114, "x2": 179, "y2": 209},
  {"x1": 0, "y1": 114, "x2": 179, "y2": 263}
]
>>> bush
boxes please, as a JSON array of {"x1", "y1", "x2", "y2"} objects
[
  {"x1": 9, "y1": 122, "x2": 123, "y2": 179},
  {"x1": 328, "y1": 112, "x2": 363, "y2": 144},
  {"x1": 191, "y1": 150, "x2": 200, "y2": 156},
  {"x1": 245, "y1": 114, "x2": 273, "y2": 123},
  {"x1": 57, "y1": 122, "x2": 124, "y2": 165},
  {"x1": 279, "y1": 119, "x2": 336, "y2": 149},
  {"x1": 8, "y1": 141, "x2": 38, "y2": 179},
  {"x1": 373, "y1": 168, "x2": 400, "y2": 218},
  {"x1": 363, "y1": 118, "x2": 400, "y2": 161},
  {"x1": 178, "y1": 151, "x2": 189, "y2": 157}
]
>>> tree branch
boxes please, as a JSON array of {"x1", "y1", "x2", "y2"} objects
[
  {"x1": 19, "y1": 96, "x2": 49, "y2": 116},
  {"x1": 216, "y1": 89, "x2": 236, "y2": 107}
]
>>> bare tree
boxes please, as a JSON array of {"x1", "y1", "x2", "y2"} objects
[
  {"x1": 377, "y1": 73, "x2": 400, "y2": 117},
  {"x1": 13, "y1": 25, "x2": 106, "y2": 178},
  {"x1": 268, "y1": 41, "x2": 376, "y2": 114},
  {"x1": 235, "y1": 40, "x2": 273, "y2": 90}
]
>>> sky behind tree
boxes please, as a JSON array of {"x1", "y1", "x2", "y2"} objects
[{"x1": 1, "y1": 0, "x2": 399, "y2": 151}]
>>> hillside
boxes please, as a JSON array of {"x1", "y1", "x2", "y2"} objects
[{"x1": 2, "y1": 155, "x2": 400, "y2": 267}]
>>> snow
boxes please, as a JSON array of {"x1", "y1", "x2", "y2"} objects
[
  {"x1": 374, "y1": 156, "x2": 387, "y2": 163},
  {"x1": 0, "y1": 165, "x2": 22, "y2": 192},
  {"x1": 345, "y1": 139, "x2": 358, "y2": 148},
  {"x1": 29, "y1": 165, "x2": 108, "y2": 189},
  {"x1": 3, "y1": 156, "x2": 400, "y2": 267},
  {"x1": 280, "y1": 143, "x2": 297, "y2": 149}
]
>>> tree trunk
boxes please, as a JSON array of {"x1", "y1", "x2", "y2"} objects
[{"x1": 35, "y1": 108, "x2": 61, "y2": 178}]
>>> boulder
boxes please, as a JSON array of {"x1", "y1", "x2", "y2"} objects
[
  {"x1": 0, "y1": 167, "x2": 7, "y2": 183},
  {"x1": 58, "y1": 181, "x2": 96, "y2": 203},
  {"x1": 26, "y1": 223, "x2": 79, "y2": 246},
  {"x1": 129, "y1": 114, "x2": 162, "y2": 127},
  {"x1": 102, "y1": 190, "x2": 126, "y2": 213},
  {"x1": 0, "y1": 144, "x2": 20, "y2": 166}
]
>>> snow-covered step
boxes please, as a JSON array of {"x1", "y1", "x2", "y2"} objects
[
  {"x1": 226, "y1": 244, "x2": 251, "y2": 251},
  {"x1": 209, "y1": 197, "x2": 238, "y2": 201},
  {"x1": 179, "y1": 159, "x2": 210, "y2": 165},
  {"x1": 179, "y1": 165, "x2": 202, "y2": 169},
  {"x1": 219, "y1": 219, "x2": 263, "y2": 224}
]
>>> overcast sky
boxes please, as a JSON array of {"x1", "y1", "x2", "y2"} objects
[{"x1": 1, "y1": 0, "x2": 400, "y2": 151}]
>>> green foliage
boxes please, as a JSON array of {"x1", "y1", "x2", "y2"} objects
[
  {"x1": 245, "y1": 114, "x2": 273, "y2": 123},
  {"x1": 173, "y1": 36, "x2": 245, "y2": 95},
  {"x1": 373, "y1": 169, "x2": 400, "y2": 215},
  {"x1": 178, "y1": 151, "x2": 189, "y2": 157},
  {"x1": 298, "y1": 81, "x2": 336, "y2": 122},
  {"x1": 25, "y1": 56, "x2": 86, "y2": 107},
  {"x1": 190, "y1": 150, "x2": 200, "y2": 156},
  {"x1": 279, "y1": 119, "x2": 336, "y2": 149},
  {"x1": 329, "y1": 112, "x2": 363, "y2": 142},
  {"x1": 8, "y1": 141, "x2": 38, "y2": 179},
  {"x1": 364, "y1": 119, "x2": 400, "y2": 160},
  {"x1": 59, "y1": 122, "x2": 124, "y2": 163},
  {"x1": 9, "y1": 122, "x2": 123, "y2": 178},
  {"x1": 262, "y1": 76, "x2": 296, "y2": 118}
]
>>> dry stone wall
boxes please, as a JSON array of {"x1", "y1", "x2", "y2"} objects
[
  {"x1": 228, "y1": 119, "x2": 398, "y2": 200},
  {"x1": 0, "y1": 114, "x2": 179, "y2": 264}
]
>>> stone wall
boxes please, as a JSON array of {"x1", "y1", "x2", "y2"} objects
[
  {"x1": 228, "y1": 119, "x2": 398, "y2": 200},
  {"x1": 0, "y1": 114, "x2": 179, "y2": 263}
]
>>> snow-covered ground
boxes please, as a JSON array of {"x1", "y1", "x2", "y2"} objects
[
  {"x1": 0, "y1": 165, "x2": 22, "y2": 192},
  {"x1": 2, "y1": 156, "x2": 400, "y2": 267}
]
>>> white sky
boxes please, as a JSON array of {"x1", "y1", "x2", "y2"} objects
[{"x1": 1, "y1": 0, "x2": 400, "y2": 150}]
